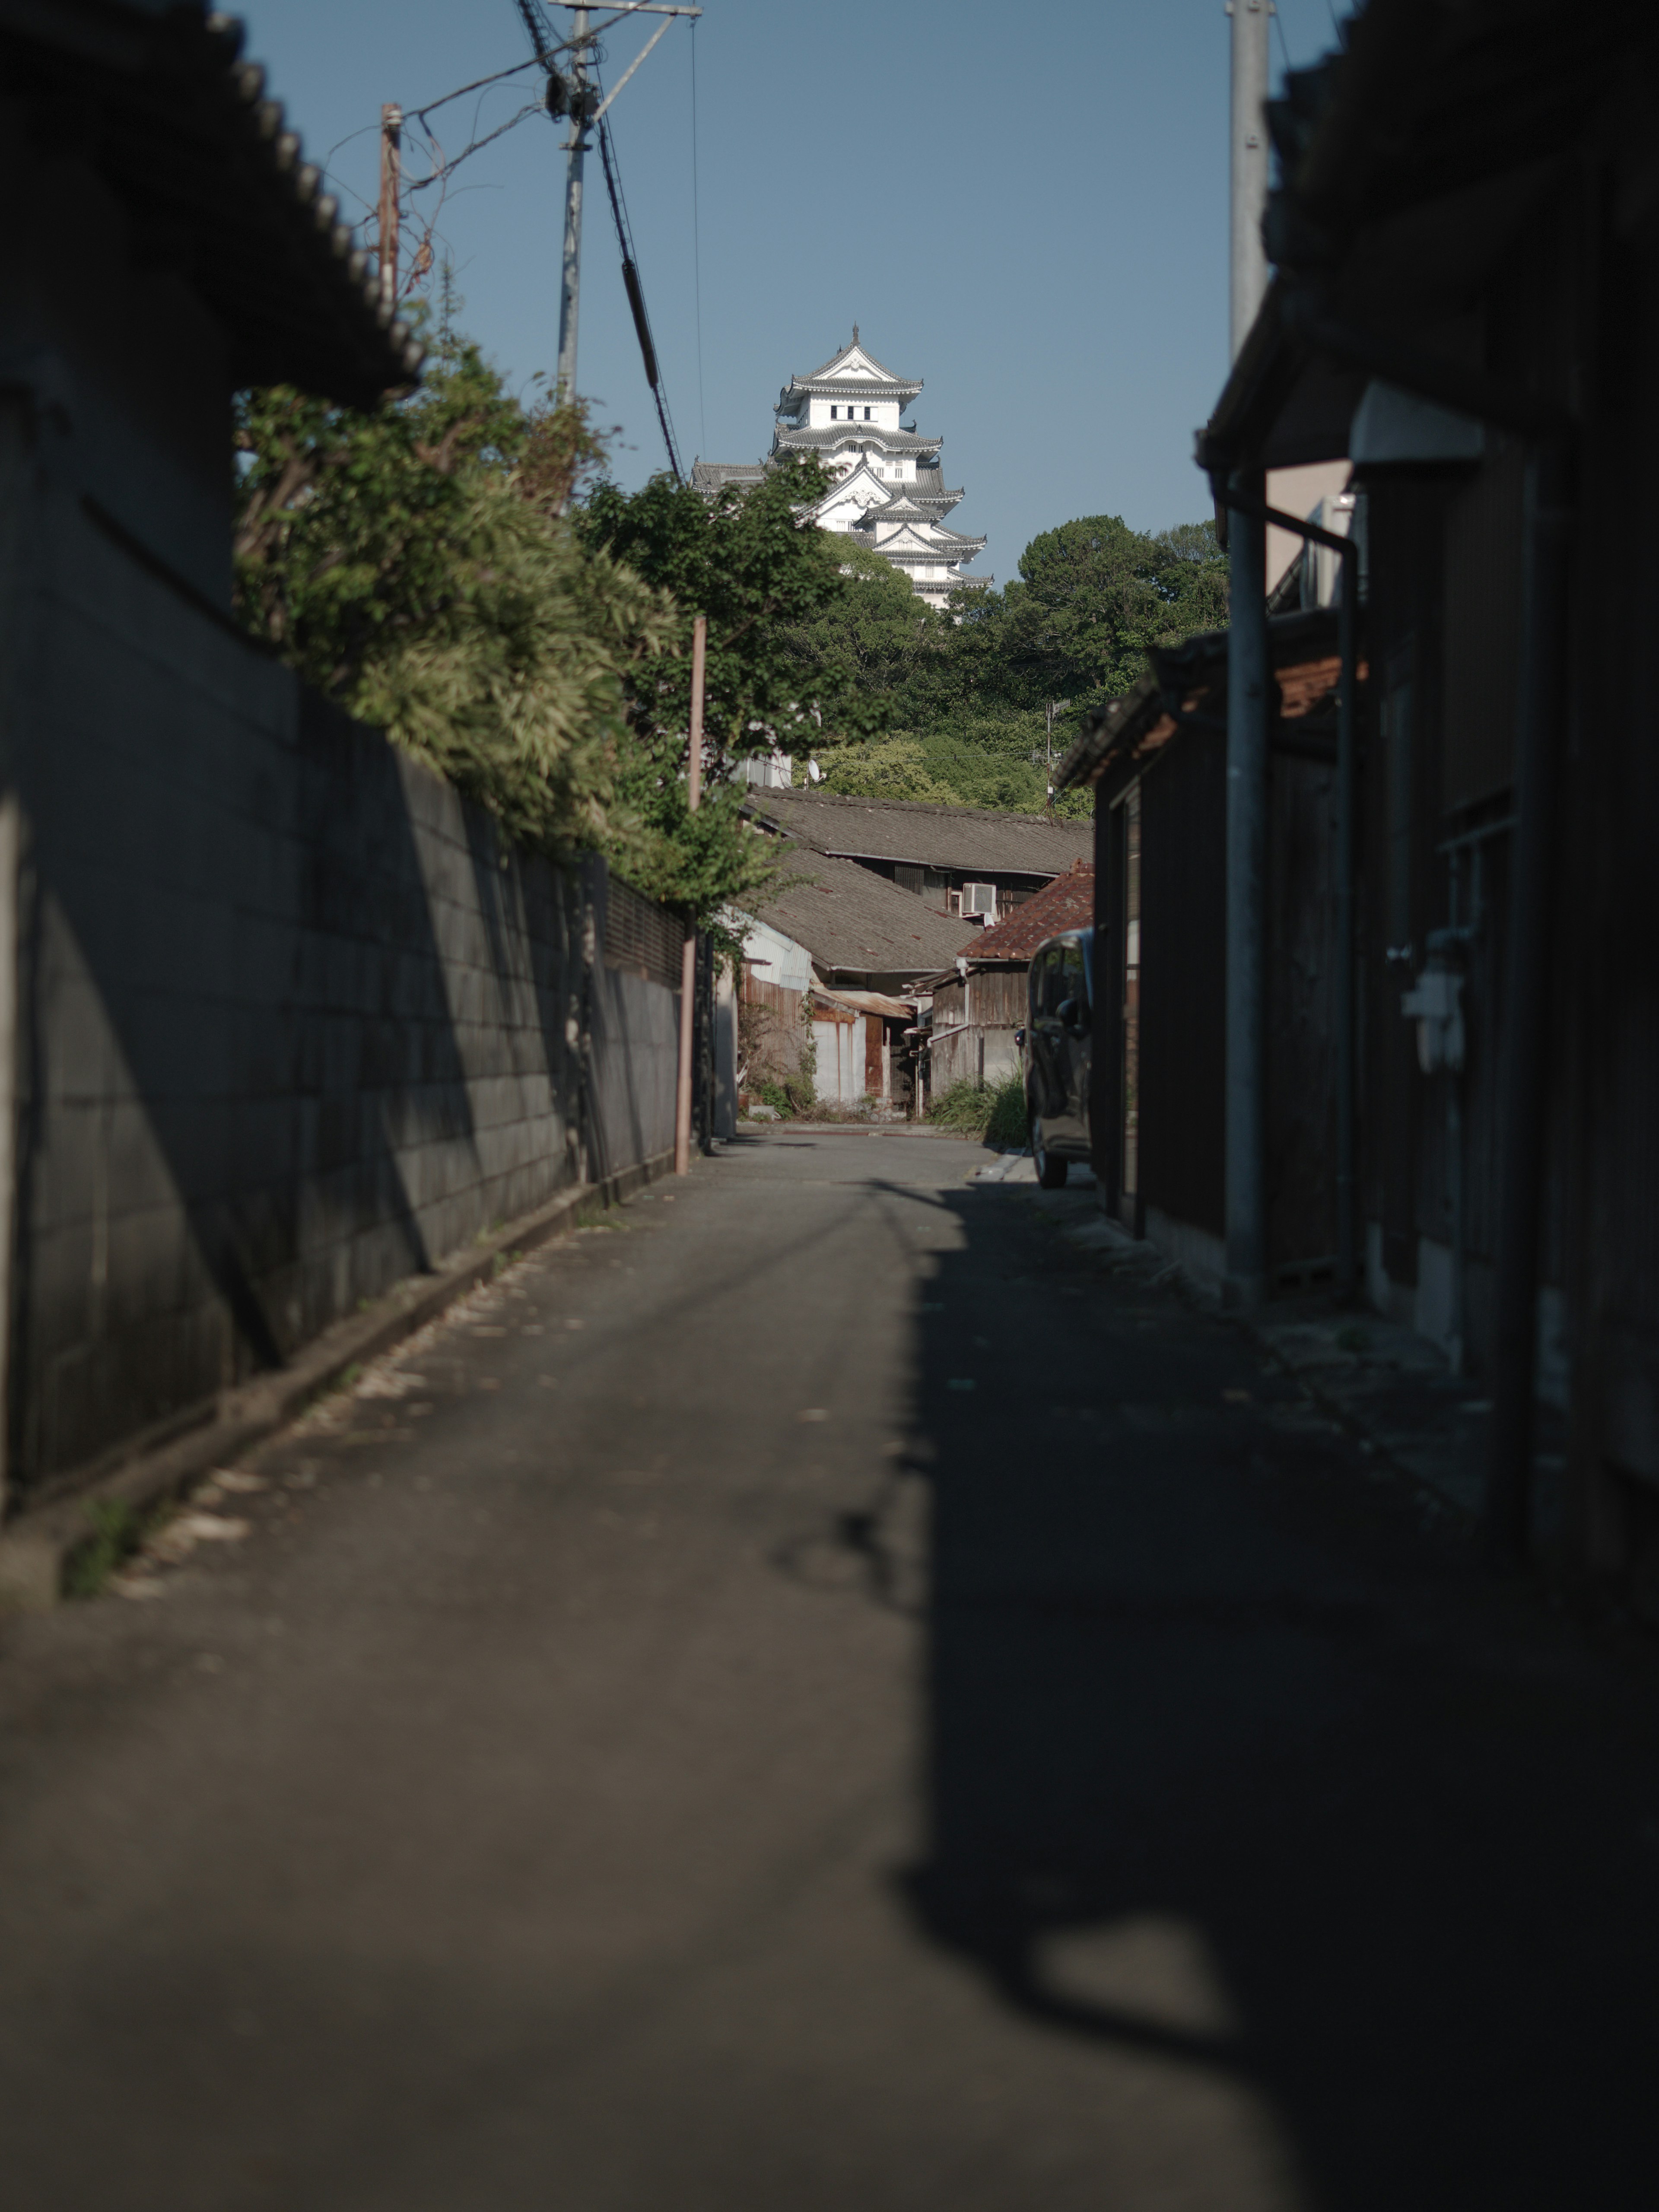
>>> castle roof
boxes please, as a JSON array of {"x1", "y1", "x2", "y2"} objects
[
  {"x1": 691, "y1": 461, "x2": 769, "y2": 494},
  {"x1": 779, "y1": 334, "x2": 922, "y2": 407},
  {"x1": 771, "y1": 423, "x2": 942, "y2": 458}
]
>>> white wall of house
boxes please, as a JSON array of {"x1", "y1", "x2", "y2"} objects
[
  {"x1": 808, "y1": 396, "x2": 903, "y2": 429},
  {"x1": 812, "y1": 1018, "x2": 863, "y2": 1103},
  {"x1": 735, "y1": 915, "x2": 813, "y2": 995}
]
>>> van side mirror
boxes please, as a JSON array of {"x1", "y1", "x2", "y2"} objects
[
  {"x1": 1014, "y1": 1027, "x2": 1027, "y2": 1050},
  {"x1": 1055, "y1": 995, "x2": 1079, "y2": 1031}
]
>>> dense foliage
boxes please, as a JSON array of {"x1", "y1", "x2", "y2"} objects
[
  {"x1": 785, "y1": 512, "x2": 1229, "y2": 816},
  {"x1": 573, "y1": 460, "x2": 892, "y2": 919},
  {"x1": 235, "y1": 345, "x2": 671, "y2": 852},
  {"x1": 234, "y1": 327, "x2": 1230, "y2": 934}
]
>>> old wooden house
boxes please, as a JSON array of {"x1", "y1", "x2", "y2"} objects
[
  {"x1": 1101, "y1": 0, "x2": 1659, "y2": 1588},
  {"x1": 925, "y1": 860, "x2": 1096, "y2": 1092},
  {"x1": 1060, "y1": 617, "x2": 1344, "y2": 1288}
]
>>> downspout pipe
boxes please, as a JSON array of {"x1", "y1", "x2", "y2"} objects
[{"x1": 1213, "y1": 486, "x2": 1362, "y2": 1302}]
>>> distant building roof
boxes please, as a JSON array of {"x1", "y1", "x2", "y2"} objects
[
  {"x1": 1056, "y1": 607, "x2": 1346, "y2": 795},
  {"x1": 691, "y1": 460, "x2": 769, "y2": 494},
  {"x1": 3, "y1": 2, "x2": 422, "y2": 404},
  {"x1": 747, "y1": 847, "x2": 969, "y2": 985},
  {"x1": 746, "y1": 789, "x2": 1092, "y2": 877},
  {"x1": 963, "y1": 861, "x2": 1094, "y2": 963}
]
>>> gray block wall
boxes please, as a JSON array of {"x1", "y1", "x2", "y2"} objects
[{"x1": 6, "y1": 492, "x2": 677, "y2": 1500}]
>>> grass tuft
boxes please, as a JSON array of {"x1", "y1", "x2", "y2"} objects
[
  {"x1": 63, "y1": 1499, "x2": 159, "y2": 1600},
  {"x1": 927, "y1": 1069, "x2": 1027, "y2": 1148}
]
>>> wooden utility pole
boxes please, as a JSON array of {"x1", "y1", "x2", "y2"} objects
[
  {"x1": 378, "y1": 103, "x2": 403, "y2": 315},
  {"x1": 674, "y1": 615, "x2": 707, "y2": 1175}
]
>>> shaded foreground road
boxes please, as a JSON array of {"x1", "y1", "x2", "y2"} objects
[{"x1": 3, "y1": 1128, "x2": 1659, "y2": 2210}]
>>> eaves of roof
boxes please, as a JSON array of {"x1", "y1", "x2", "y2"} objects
[
  {"x1": 772, "y1": 425, "x2": 942, "y2": 456},
  {"x1": 791, "y1": 342, "x2": 922, "y2": 389},
  {"x1": 1055, "y1": 606, "x2": 1350, "y2": 795},
  {"x1": 1197, "y1": 0, "x2": 1634, "y2": 482},
  {"x1": 3, "y1": 2, "x2": 422, "y2": 405}
]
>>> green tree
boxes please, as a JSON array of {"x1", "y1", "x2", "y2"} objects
[
  {"x1": 575, "y1": 460, "x2": 897, "y2": 919},
  {"x1": 234, "y1": 343, "x2": 671, "y2": 850},
  {"x1": 991, "y1": 513, "x2": 1230, "y2": 709},
  {"x1": 772, "y1": 535, "x2": 948, "y2": 706}
]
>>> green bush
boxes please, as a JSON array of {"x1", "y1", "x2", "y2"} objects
[
  {"x1": 984, "y1": 1069, "x2": 1029, "y2": 1147},
  {"x1": 928, "y1": 1067, "x2": 1027, "y2": 1145}
]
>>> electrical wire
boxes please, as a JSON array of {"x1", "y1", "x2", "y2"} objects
[
  {"x1": 690, "y1": 15, "x2": 706, "y2": 460},
  {"x1": 597, "y1": 111, "x2": 683, "y2": 480},
  {"x1": 404, "y1": 101, "x2": 543, "y2": 193},
  {"x1": 1273, "y1": 3, "x2": 1294, "y2": 76}
]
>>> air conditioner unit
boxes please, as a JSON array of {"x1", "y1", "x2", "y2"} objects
[{"x1": 961, "y1": 882, "x2": 998, "y2": 922}]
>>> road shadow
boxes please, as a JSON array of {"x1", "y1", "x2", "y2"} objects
[{"x1": 871, "y1": 1180, "x2": 1659, "y2": 2211}]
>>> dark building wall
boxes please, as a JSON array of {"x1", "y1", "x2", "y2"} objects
[
  {"x1": 0, "y1": 468, "x2": 678, "y2": 1505},
  {"x1": 1138, "y1": 728, "x2": 1228, "y2": 1248},
  {"x1": 0, "y1": 100, "x2": 235, "y2": 604},
  {"x1": 1562, "y1": 168, "x2": 1659, "y2": 1570}
]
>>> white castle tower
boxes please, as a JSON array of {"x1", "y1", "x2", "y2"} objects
[{"x1": 693, "y1": 330, "x2": 988, "y2": 611}]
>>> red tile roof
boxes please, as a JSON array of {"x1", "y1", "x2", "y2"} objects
[{"x1": 962, "y1": 860, "x2": 1094, "y2": 963}]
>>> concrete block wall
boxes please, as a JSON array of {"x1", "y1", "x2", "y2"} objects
[{"x1": 6, "y1": 493, "x2": 677, "y2": 1499}]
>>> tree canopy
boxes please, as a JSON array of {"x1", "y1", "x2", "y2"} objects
[
  {"x1": 233, "y1": 324, "x2": 1230, "y2": 922},
  {"x1": 794, "y1": 512, "x2": 1228, "y2": 815}
]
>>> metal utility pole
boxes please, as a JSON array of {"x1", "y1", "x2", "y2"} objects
[
  {"x1": 1224, "y1": 0, "x2": 1272, "y2": 1306},
  {"x1": 674, "y1": 615, "x2": 708, "y2": 1176},
  {"x1": 556, "y1": 7, "x2": 589, "y2": 404},
  {"x1": 529, "y1": 3, "x2": 701, "y2": 409},
  {"x1": 1043, "y1": 699, "x2": 1071, "y2": 809},
  {"x1": 1228, "y1": 0, "x2": 1271, "y2": 359},
  {"x1": 378, "y1": 102, "x2": 403, "y2": 315}
]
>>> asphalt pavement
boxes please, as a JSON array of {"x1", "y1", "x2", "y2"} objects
[{"x1": 2, "y1": 1127, "x2": 1658, "y2": 2211}]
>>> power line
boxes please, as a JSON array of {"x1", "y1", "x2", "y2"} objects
[{"x1": 596, "y1": 111, "x2": 683, "y2": 481}]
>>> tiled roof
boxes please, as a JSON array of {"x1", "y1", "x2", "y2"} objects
[
  {"x1": 963, "y1": 862, "x2": 1094, "y2": 962},
  {"x1": 691, "y1": 460, "x2": 769, "y2": 492},
  {"x1": 747, "y1": 848, "x2": 969, "y2": 983},
  {"x1": 795, "y1": 338, "x2": 921, "y2": 389},
  {"x1": 771, "y1": 425, "x2": 942, "y2": 455},
  {"x1": 8, "y1": 3, "x2": 422, "y2": 405},
  {"x1": 1055, "y1": 607, "x2": 1351, "y2": 793},
  {"x1": 746, "y1": 790, "x2": 1092, "y2": 877}
]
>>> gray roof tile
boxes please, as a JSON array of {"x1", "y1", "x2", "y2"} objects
[
  {"x1": 748, "y1": 847, "x2": 969, "y2": 982},
  {"x1": 747, "y1": 791, "x2": 1092, "y2": 877}
]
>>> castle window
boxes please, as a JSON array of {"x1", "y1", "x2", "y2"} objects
[
  {"x1": 864, "y1": 407, "x2": 872, "y2": 420},
  {"x1": 830, "y1": 406, "x2": 838, "y2": 420}
]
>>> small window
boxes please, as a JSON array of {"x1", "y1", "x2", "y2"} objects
[
  {"x1": 864, "y1": 406, "x2": 872, "y2": 420},
  {"x1": 830, "y1": 406, "x2": 838, "y2": 420}
]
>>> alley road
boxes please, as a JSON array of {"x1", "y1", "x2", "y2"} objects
[{"x1": 3, "y1": 1128, "x2": 1659, "y2": 2211}]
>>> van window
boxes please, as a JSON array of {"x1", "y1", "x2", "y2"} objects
[{"x1": 1059, "y1": 939, "x2": 1087, "y2": 1023}]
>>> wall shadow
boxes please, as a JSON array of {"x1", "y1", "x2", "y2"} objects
[{"x1": 869, "y1": 1182, "x2": 1659, "y2": 2211}]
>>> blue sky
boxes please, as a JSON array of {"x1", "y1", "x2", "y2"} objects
[{"x1": 242, "y1": 0, "x2": 1343, "y2": 585}]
